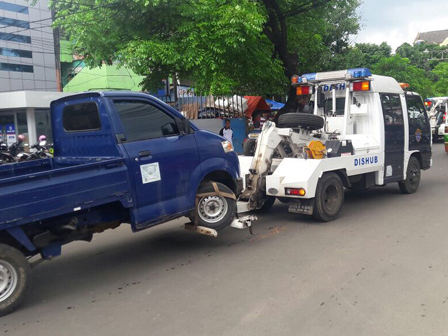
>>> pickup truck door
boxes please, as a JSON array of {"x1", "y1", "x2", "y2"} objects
[{"x1": 113, "y1": 99, "x2": 200, "y2": 228}]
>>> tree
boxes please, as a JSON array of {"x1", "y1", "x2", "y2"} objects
[
  {"x1": 396, "y1": 42, "x2": 443, "y2": 71},
  {"x1": 431, "y1": 62, "x2": 448, "y2": 97},
  {"x1": 51, "y1": 0, "x2": 361, "y2": 105},
  {"x1": 371, "y1": 55, "x2": 434, "y2": 98},
  {"x1": 327, "y1": 42, "x2": 392, "y2": 70}
]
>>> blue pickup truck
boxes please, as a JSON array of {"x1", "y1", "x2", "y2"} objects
[{"x1": 0, "y1": 92, "x2": 242, "y2": 316}]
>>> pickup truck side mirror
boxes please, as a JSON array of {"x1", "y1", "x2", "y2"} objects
[
  {"x1": 183, "y1": 118, "x2": 191, "y2": 134},
  {"x1": 175, "y1": 117, "x2": 191, "y2": 135}
]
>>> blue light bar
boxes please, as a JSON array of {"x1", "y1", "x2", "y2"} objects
[
  {"x1": 347, "y1": 68, "x2": 372, "y2": 78},
  {"x1": 298, "y1": 73, "x2": 316, "y2": 83}
]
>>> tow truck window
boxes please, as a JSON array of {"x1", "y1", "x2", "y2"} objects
[
  {"x1": 406, "y1": 95, "x2": 427, "y2": 129},
  {"x1": 324, "y1": 97, "x2": 345, "y2": 116},
  {"x1": 380, "y1": 94, "x2": 403, "y2": 125},
  {"x1": 114, "y1": 100, "x2": 179, "y2": 142}
]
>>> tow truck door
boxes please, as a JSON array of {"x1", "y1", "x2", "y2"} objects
[{"x1": 380, "y1": 93, "x2": 405, "y2": 183}]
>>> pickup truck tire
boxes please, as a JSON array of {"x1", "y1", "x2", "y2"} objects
[
  {"x1": 313, "y1": 173, "x2": 344, "y2": 222},
  {"x1": 0, "y1": 244, "x2": 30, "y2": 317},
  {"x1": 278, "y1": 113, "x2": 324, "y2": 131},
  {"x1": 195, "y1": 182, "x2": 236, "y2": 231},
  {"x1": 243, "y1": 139, "x2": 257, "y2": 156},
  {"x1": 398, "y1": 156, "x2": 420, "y2": 194}
]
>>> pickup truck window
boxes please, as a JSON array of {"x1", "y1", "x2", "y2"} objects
[
  {"x1": 63, "y1": 102, "x2": 101, "y2": 132},
  {"x1": 114, "y1": 100, "x2": 179, "y2": 142}
]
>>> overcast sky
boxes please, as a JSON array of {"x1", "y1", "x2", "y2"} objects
[{"x1": 353, "y1": 0, "x2": 448, "y2": 52}]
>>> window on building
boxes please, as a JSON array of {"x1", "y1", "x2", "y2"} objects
[
  {"x1": 0, "y1": 32, "x2": 31, "y2": 44},
  {"x1": 0, "y1": 1, "x2": 28, "y2": 14},
  {"x1": 113, "y1": 100, "x2": 179, "y2": 142},
  {"x1": 0, "y1": 17, "x2": 30, "y2": 29},
  {"x1": 0, "y1": 62, "x2": 33, "y2": 73},
  {"x1": 0, "y1": 48, "x2": 32, "y2": 58},
  {"x1": 62, "y1": 103, "x2": 101, "y2": 132}
]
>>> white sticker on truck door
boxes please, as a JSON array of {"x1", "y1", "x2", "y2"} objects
[{"x1": 140, "y1": 162, "x2": 161, "y2": 184}]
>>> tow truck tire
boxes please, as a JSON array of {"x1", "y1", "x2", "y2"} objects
[
  {"x1": 194, "y1": 182, "x2": 236, "y2": 231},
  {"x1": 243, "y1": 139, "x2": 257, "y2": 156},
  {"x1": 278, "y1": 113, "x2": 324, "y2": 131},
  {"x1": 313, "y1": 173, "x2": 344, "y2": 222},
  {"x1": 0, "y1": 244, "x2": 30, "y2": 317},
  {"x1": 398, "y1": 156, "x2": 420, "y2": 194},
  {"x1": 256, "y1": 197, "x2": 276, "y2": 212}
]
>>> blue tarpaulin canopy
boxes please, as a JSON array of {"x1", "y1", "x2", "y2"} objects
[{"x1": 265, "y1": 99, "x2": 285, "y2": 110}]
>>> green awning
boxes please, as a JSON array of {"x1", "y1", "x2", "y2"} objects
[{"x1": 63, "y1": 64, "x2": 145, "y2": 92}]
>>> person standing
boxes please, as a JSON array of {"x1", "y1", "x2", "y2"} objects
[{"x1": 219, "y1": 118, "x2": 233, "y2": 146}]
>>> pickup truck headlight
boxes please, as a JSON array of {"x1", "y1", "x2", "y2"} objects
[{"x1": 221, "y1": 140, "x2": 234, "y2": 153}]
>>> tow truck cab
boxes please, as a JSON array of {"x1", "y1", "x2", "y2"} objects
[
  {"x1": 426, "y1": 97, "x2": 448, "y2": 143},
  {"x1": 237, "y1": 68, "x2": 431, "y2": 222}
]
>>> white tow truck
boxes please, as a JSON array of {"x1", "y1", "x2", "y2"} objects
[
  {"x1": 426, "y1": 97, "x2": 448, "y2": 141},
  {"x1": 232, "y1": 68, "x2": 431, "y2": 226}
]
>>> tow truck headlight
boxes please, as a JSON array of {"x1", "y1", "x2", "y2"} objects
[
  {"x1": 221, "y1": 140, "x2": 234, "y2": 153},
  {"x1": 285, "y1": 188, "x2": 306, "y2": 196}
]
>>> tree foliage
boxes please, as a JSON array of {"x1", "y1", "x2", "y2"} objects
[
  {"x1": 371, "y1": 55, "x2": 434, "y2": 98},
  {"x1": 50, "y1": 0, "x2": 360, "y2": 98},
  {"x1": 432, "y1": 62, "x2": 448, "y2": 97}
]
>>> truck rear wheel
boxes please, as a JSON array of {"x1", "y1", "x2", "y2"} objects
[
  {"x1": 0, "y1": 244, "x2": 30, "y2": 317},
  {"x1": 194, "y1": 182, "x2": 236, "y2": 231},
  {"x1": 243, "y1": 139, "x2": 257, "y2": 156},
  {"x1": 256, "y1": 196, "x2": 276, "y2": 212},
  {"x1": 313, "y1": 173, "x2": 344, "y2": 222},
  {"x1": 398, "y1": 156, "x2": 420, "y2": 194}
]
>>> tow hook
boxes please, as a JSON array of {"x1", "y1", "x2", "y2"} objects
[
  {"x1": 230, "y1": 215, "x2": 257, "y2": 232},
  {"x1": 184, "y1": 223, "x2": 218, "y2": 237}
]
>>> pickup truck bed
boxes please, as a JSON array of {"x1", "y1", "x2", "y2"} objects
[{"x1": 0, "y1": 157, "x2": 132, "y2": 228}]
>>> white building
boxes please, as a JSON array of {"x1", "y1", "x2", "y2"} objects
[
  {"x1": 0, "y1": 0, "x2": 58, "y2": 92},
  {"x1": 0, "y1": 91, "x2": 73, "y2": 147}
]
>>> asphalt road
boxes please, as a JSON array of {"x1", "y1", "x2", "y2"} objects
[{"x1": 3, "y1": 144, "x2": 448, "y2": 336}]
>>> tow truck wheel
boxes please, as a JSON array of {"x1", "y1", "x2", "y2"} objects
[
  {"x1": 0, "y1": 244, "x2": 30, "y2": 317},
  {"x1": 256, "y1": 197, "x2": 276, "y2": 212},
  {"x1": 398, "y1": 156, "x2": 420, "y2": 194},
  {"x1": 194, "y1": 182, "x2": 236, "y2": 231},
  {"x1": 243, "y1": 139, "x2": 257, "y2": 156},
  {"x1": 313, "y1": 173, "x2": 344, "y2": 222}
]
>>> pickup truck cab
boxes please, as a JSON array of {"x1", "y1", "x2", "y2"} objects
[
  {"x1": 0, "y1": 92, "x2": 241, "y2": 316},
  {"x1": 237, "y1": 68, "x2": 431, "y2": 221}
]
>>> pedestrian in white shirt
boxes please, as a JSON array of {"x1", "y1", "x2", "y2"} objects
[{"x1": 219, "y1": 119, "x2": 233, "y2": 146}]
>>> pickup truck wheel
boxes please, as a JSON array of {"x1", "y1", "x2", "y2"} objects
[
  {"x1": 313, "y1": 173, "x2": 344, "y2": 222},
  {"x1": 0, "y1": 244, "x2": 30, "y2": 317},
  {"x1": 243, "y1": 139, "x2": 257, "y2": 156},
  {"x1": 398, "y1": 156, "x2": 420, "y2": 194},
  {"x1": 195, "y1": 182, "x2": 236, "y2": 231},
  {"x1": 278, "y1": 113, "x2": 324, "y2": 131}
]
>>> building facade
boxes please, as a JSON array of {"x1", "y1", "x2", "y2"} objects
[{"x1": 0, "y1": 0, "x2": 57, "y2": 93}]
